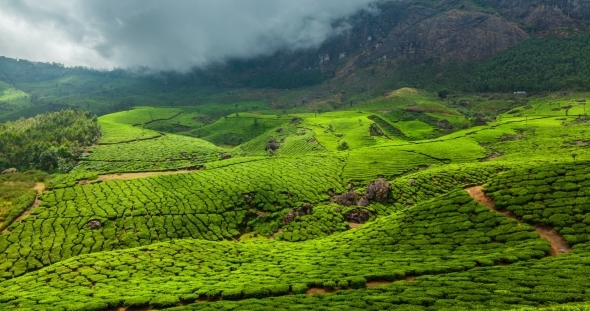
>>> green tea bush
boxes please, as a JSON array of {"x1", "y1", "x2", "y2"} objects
[
  {"x1": 485, "y1": 161, "x2": 590, "y2": 246},
  {"x1": 0, "y1": 155, "x2": 346, "y2": 279},
  {"x1": 275, "y1": 205, "x2": 348, "y2": 241},
  {"x1": 74, "y1": 134, "x2": 232, "y2": 174},
  {"x1": 239, "y1": 124, "x2": 326, "y2": 157},
  {"x1": 0, "y1": 190, "x2": 551, "y2": 309}
]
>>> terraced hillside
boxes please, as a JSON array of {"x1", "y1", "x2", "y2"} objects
[{"x1": 2, "y1": 89, "x2": 590, "y2": 311}]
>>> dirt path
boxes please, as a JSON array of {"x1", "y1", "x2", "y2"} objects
[
  {"x1": 30, "y1": 182, "x2": 45, "y2": 209},
  {"x1": 80, "y1": 170, "x2": 198, "y2": 184},
  {"x1": 348, "y1": 223, "x2": 363, "y2": 229},
  {"x1": 535, "y1": 225, "x2": 572, "y2": 256},
  {"x1": 466, "y1": 186, "x2": 572, "y2": 256},
  {"x1": 466, "y1": 186, "x2": 520, "y2": 224},
  {"x1": 2, "y1": 182, "x2": 46, "y2": 233}
]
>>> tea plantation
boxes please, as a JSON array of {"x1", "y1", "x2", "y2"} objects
[{"x1": 2, "y1": 89, "x2": 590, "y2": 310}]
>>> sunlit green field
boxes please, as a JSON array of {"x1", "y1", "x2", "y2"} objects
[{"x1": 3, "y1": 87, "x2": 590, "y2": 311}]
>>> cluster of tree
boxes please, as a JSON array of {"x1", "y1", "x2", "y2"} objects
[
  {"x1": 0, "y1": 57, "x2": 111, "y2": 84},
  {"x1": 0, "y1": 109, "x2": 100, "y2": 173},
  {"x1": 380, "y1": 32, "x2": 590, "y2": 93}
]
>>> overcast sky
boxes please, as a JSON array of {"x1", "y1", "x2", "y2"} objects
[{"x1": 0, "y1": 0, "x2": 379, "y2": 71}]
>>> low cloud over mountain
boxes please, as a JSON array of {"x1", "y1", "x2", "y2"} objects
[{"x1": 0, "y1": 0, "x2": 379, "y2": 70}]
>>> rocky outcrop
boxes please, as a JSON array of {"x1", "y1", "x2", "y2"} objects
[
  {"x1": 1, "y1": 168, "x2": 17, "y2": 174},
  {"x1": 482, "y1": 0, "x2": 590, "y2": 29},
  {"x1": 240, "y1": 0, "x2": 588, "y2": 75},
  {"x1": 365, "y1": 178, "x2": 391, "y2": 202},
  {"x1": 266, "y1": 139, "x2": 280, "y2": 152},
  {"x1": 282, "y1": 203, "x2": 313, "y2": 224},
  {"x1": 357, "y1": 9, "x2": 529, "y2": 66},
  {"x1": 344, "y1": 209, "x2": 372, "y2": 224},
  {"x1": 88, "y1": 220, "x2": 102, "y2": 230},
  {"x1": 333, "y1": 178, "x2": 391, "y2": 207}
]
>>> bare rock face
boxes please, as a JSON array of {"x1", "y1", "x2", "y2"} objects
[
  {"x1": 344, "y1": 209, "x2": 372, "y2": 224},
  {"x1": 220, "y1": 153, "x2": 232, "y2": 160},
  {"x1": 356, "y1": 196, "x2": 370, "y2": 207},
  {"x1": 88, "y1": 220, "x2": 102, "y2": 230},
  {"x1": 290, "y1": 118, "x2": 303, "y2": 125},
  {"x1": 334, "y1": 192, "x2": 360, "y2": 206},
  {"x1": 391, "y1": 10, "x2": 529, "y2": 63},
  {"x1": 365, "y1": 178, "x2": 391, "y2": 202},
  {"x1": 1, "y1": 168, "x2": 17, "y2": 175},
  {"x1": 266, "y1": 139, "x2": 280, "y2": 152},
  {"x1": 207, "y1": 0, "x2": 588, "y2": 85}
]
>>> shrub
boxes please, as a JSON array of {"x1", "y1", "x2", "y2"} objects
[
  {"x1": 123, "y1": 296, "x2": 151, "y2": 307},
  {"x1": 150, "y1": 295, "x2": 178, "y2": 308},
  {"x1": 291, "y1": 284, "x2": 308, "y2": 294},
  {"x1": 348, "y1": 276, "x2": 367, "y2": 289},
  {"x1": 243, "y1": 287, "x2": 270, "y2": 298},
  {"x1": 322, "y1": 280, "x2": 336, "y2": 289},
  {"x1": 221, "y1": 288, "x2": 243, "y2": 300}
]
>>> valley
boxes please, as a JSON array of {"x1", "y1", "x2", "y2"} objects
[
  {"x1": 2, "y1": 85, "x2": 590, "y2": 310},
  {"x1": 1, "y1": 0, "x2": 590, "y2": 309}
]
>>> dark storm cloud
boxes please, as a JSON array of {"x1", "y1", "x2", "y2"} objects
[{"x1": 0, "y1": 0, "x2": 380, "y2": 70}]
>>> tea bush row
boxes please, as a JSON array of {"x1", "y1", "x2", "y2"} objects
[
  {"x1": 485, "y1": 160, "x2": 590, "y2": 246},
  {"x1": 387, "y1": 162, "x2": 511, "y2": 209},
  {"x1": 83, "y1": 134, "x2": 228, "y2": 163},
  {"x1": 343, "y1": 148, "x2": 440, "y2": 183},
  {"x1": 0, "y1": 191, "x2": 551, "y2": 309},
  {"x1": 274, "y1": 205, "x2": 348, "y2": 242},
  {"x1": 0, "y1": 156, "x2": 346, "y2": 279},
  {"x1": 169, "y1": 251, "x2": 590, "y2": 311},
  {"x1": 98, "y1": 121, "x2": 161, "y2": 144},
  {"x1": 344, "y1": 138, "x2": 489, "y2": 183},
  {"x1": 70, "y1": 160, "x2": 198, "y2": 175}
]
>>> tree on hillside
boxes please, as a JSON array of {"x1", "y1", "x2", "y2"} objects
[{"x1": 437, "y1": 89, "x2": 450, "y2": 99}]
